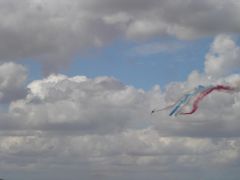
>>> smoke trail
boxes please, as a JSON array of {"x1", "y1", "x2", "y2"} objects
[{"x1": 180, "y1": 85, "x2": 234, "y2": 115}]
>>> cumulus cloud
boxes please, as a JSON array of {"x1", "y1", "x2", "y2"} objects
[
  {"x1": 0, "y1": 67, "x2": 240, "y2": 180},
  {"x1": 8, "y1": 74, "x2": 149, "y2": 134},
  {"x1": 205, "y1": 34, "x2": 240, "y2": 78},
  {"x1": 1, "y1": 0, "x2": 240, "y2": 71},
  {"x1": 151, "y1": 74, "x2": 240, "y2": 138}
]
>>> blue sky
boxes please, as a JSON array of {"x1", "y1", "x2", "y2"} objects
[
  {"x1": 68, "y1": 39, "x2": 209, "y2": 89},
  {"x1": 24, "y1": 37, "x2": 212, "y2": 90}
]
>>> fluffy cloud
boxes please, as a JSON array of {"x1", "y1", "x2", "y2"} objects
[
  {"x1": 1, "y1": 0, "x2": 240, "y2": 71},
  {"x1": 205, "y1": 34, "x2": 240, "y2": 78},
  {"x1": 8, "y1": 74, "x2": 149, "y2": 134},
  {"x1": 1, "y1": 68, "x2": 240, "y2": 180}
]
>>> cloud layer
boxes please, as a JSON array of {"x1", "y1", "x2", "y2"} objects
[
  {"x1": 1, "y1": 34, "x2": 240, "y2": 180},
  {"x1": 1, "y1": 0, "x2": 240, "y2": 71}
]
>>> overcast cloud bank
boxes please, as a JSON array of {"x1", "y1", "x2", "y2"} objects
[{"x1": 1, "y1": 0, "x2": 240, "y2": 72}]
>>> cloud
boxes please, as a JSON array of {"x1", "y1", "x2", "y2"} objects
[
  {"x1": 0, "y1": 66, "x2": 239, "y2": 180},
  {"x1": 8, "y1": 74, "x2": 149, "y2": 134},
  {"x1": 1, "y1": 0, "x2": 240, "y2": 71},
  {"x1": 1, "y1": 128, "x2": 240, "y2": 180},
  {"x1": 0, "y1": 62, "x2": 27, "y2": 103},
  {"x1": 1, "y1": 33, "x2": 240, "y2": 179},
  {"x1": 205, "y1": 34, "x2": 240, "y2": 78},
  {"x1": 151, "y1": 73, "x2": 240, "y2": 138}
]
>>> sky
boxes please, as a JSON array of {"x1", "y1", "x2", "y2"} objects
[{"x1": 1, "y1": 0, "x2": 240, "y2": 180}]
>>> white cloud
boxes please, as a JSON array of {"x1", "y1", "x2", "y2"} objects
[
  {"x1": 8, "y1": 74, "x2": 149, "y2": 134},
  {"x1": 205, "y1": 34, "x2": 240, "y2": 78},
  {"x1": 0, "y1": 65, "x2": 239, "y2": 180}
]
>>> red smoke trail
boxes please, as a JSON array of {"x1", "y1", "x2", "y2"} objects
[{"x1": 180, "y1": 85, "x2": 234, "y2": 115}]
